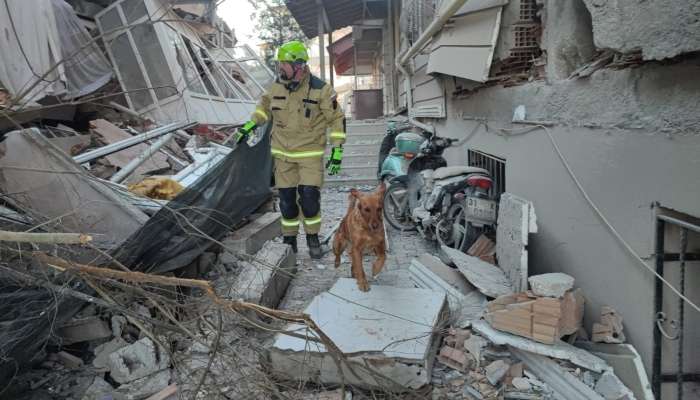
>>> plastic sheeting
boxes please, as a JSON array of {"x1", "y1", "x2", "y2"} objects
[
  {"x1": 112, "y1": 126, "x2": 273, "y2": 273},
  {"x1": 0, "y1": 0, "x2": 111, "y2": 105}
]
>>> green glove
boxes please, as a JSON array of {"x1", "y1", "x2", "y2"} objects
[
  {"x1": 235, "y1": 120, "x2": 257, "y2": 143},
  {"x1": 326, "y1": 146, "x2": 343, "y2": 175}
]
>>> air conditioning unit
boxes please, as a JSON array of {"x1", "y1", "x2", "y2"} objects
[{"x1": 411, "y1": 104, "x2": 445, "y2": 118}]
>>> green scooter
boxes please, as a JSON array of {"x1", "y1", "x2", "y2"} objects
[{"x1": 377, "y1": 122, "x2": 426, "y2": 182}]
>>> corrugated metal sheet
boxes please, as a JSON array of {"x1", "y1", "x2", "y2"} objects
[{"x1": 284, "y1": 0, "x2": 387, "y2": 38}]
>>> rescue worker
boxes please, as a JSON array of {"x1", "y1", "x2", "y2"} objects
[{"x1": 236, "y1": 40, "x2": 346, "y2": 259}]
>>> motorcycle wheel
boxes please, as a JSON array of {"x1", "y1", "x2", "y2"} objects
[
  {"x1": 440, "y1": 202, "x2": 483, "y2": 252},
  {"x1": 383, "y1": 181, "x2": 416, "y2": 231}
]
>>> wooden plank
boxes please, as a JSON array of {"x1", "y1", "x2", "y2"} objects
[{"x1": 145, "y1": 384, "x2": 177, "y2": 400}]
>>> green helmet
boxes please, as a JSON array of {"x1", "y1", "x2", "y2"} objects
[{"x1": 277, "y1": 41, "x2": 309, "y2": 62}]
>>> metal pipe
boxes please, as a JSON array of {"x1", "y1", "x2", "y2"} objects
[
  {"x1": 74, "y1": 121, "x2": 194, "y2": 164},
  {"x1": 318, "y1": 9, "x2": 326, "y2": 80},
  {"x1": 657, "y1": 214, "x2": 700, "y2": 234},
  {"x1": 653, "y1": 218, "x2": 665, "y2": 398},
  {"x1": 395, "y1": 0, "x2": 468, "y2": 133},
  {"x1": 328, "y1": 31, "x2": 334, "y2": 87},
  {"x1": 678, "y1": 228, "x2": 687, "y2": 400},
  {"x1": 109, "y1": 132, "x2": 175, "y2": 183}
]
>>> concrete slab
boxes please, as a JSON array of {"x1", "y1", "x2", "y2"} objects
[
  {"x1": 108, "y1": 337, "x2": 170, "y2": 384},
  {"x1": 473, "y1": 320, "x2": 609, "y2": 373},
  {"x1": 221, "y1": 212, "x2": 281, "y2": 257},
  {"x1": 409, "y1": 254, "x2": 487, "y2": 327},
  {"x1": 57, "y1": 316, "x2": 111, "y2": 345},
  {"x1": 576, "y1": 342, "x2": 654, "y2": 400},
  {"x1": 268, "y1": 278, "x2": 448, "y2": 390},
  {"x1": 442, "y1": 246, "x2": 514, "y2": 298},
  {"x1": 227, "y1": 241, "x2": 296, "y2": 308},
  {"x1": 528, "y1": 273, "x2": 575, "y2": 298},
  {"x1": 496, "y1": 193, "x2": 537, "y2": 293}
]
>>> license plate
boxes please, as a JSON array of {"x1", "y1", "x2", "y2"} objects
[{"x1": 465, "y1": 197, "x2": 497, "y2": 222}]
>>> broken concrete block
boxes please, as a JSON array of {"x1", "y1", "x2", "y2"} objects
[
  {"x1": 512, "y1": 377, "x2": 532, "y2": 391},
  {"x1": 111, "y1": 315, "x2": 127, "y2": 337},
  {"x1": 485, "y1": 359, "x2": 510, "y2": 385},
  {"x1": 227, "y1": 241, "x2": 296, "y2": 308},
  {"x1": 221, "y1": 212, "x2": 281, "y2": 257},
  {"x1": 497, "y1": 193, "x2": 537, "y2": 292},
  {"x1": 484, "y1": 289, "x2": 584, "y2": 344},
  {"x1": 108, "y1": 337, "x2": 170, "y2": 384},
  {"x1": 592, "y1": 306, "x2": 626, "y2": 344},
  {"x1": 576, "y1": 342, "x2": 654, "y2": 400},
  {"x1": 267, "y1": 278, "x2": 448, "y2": 390},
  {"x1": 510, "y1": 348, "x2": 604, "y2": 400},
  {"x1": 438, "y1": 345, "x2": 471, "y2": 372},
  {"x1": 468, "y1": 234, "x2": 496, "y2": 264},
  {"x1": 57, "y1": 316, "x2": 111, "y2": 345},
  {"x1": 508, "y1": 362, "x2": 524, "y2": 379},
  {"x1": 56, "y1": 351, "x2": 83, "y2": 369},
  {"x1": 116, "y1": 369, "x2": 171, "y2": 400},
  {"x1": 528, "y1": 273, "x2": 575, "y2": 298},
  {"x1": 595, "y1": 371, "x2": 636, "y2": 400},
  {"x1": 94, "y1": 337, "x2": 129, "y2": 371},
  {"x1": 409, "y1": 254, "x2": 487, "y2": 327},
  {"x1": 463, "y1": 335, "x2": 489, "y2": 368},
  {"x1": 473, "y1": 320, "x2": 609, "y2": 372},
  {"x1": 442, "y1": 246, "x2": 514, "y2": 298},
  {"x1": 302, "y1": 388, "x2": 352, "y2": 400},
  {"x1": 80, "y1": 376, "x2": 123, "y2": 400}
]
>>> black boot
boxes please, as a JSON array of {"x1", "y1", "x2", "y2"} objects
[
  {"x1": 306, "y1": 234, "x2": 322, "y2": 259},
  {"x1": 283, "y1": 235, "x2": 298, "y2": 253}
]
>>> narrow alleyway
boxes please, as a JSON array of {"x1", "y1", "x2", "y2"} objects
[{"x1": 279, "y1": 120, "x2": 436, "y2": 312}]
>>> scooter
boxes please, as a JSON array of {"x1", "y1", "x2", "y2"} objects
[
  {"x1": 378, "y1": 125, "x2": 426, "y2": 182},
  {"x1": 382, "y1": 132, "x2": 498, "y2": 251}
]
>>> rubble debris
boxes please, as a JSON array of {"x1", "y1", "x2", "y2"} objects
[
  {"x1": 484, "y1": 288, "x2": 584, "y2": 344},
  {"x1": 438, "y1": 344, "x2": 471, "y2": 372},
  {"x1": 594, "y1": 370, "x2": 637, "y2": 400},
  {"x1": 512, "y1": 377, "x2": 532, "y2": 391},
  {"x1": 485, "y1": 359, "x2": 510, "y2": 385},
  {"x1": 107, "y1": 337, "x2": 170, "y2": 384},
  {"x1": 128, "y1": 177, "x2": 184, "y2": 200},
  {"x1": 55, "y1": 351, "x2": 84, "y2": 370},
  {"x1": 93, "y1": 338, "x2": 129, "y2": 372},
  {"x1": 592, "y1": 306, "x2": 626, "y2": 344},
  {"x1": 80, "y1": 376, "x2": 120, "y2": 400},
  {"x1": 222, "y1": 212, "x2": 282, "y2": 256},
  {"x1": 46, "y1": 134, "x2": 92, "y2": 156},
  {"x1": 497, "y1": 193, "x2": 538, "y2": 292},
  {"x1": 473, "y1": 320, "x2": 609, "y2": 372},
  {"x1": 463, "y1": 334, "x2": 489, "y2": 368},
  {"x1": 144, "y1": 384, "x2": 177, "y2": 400},
  {"x1": 115, "y1": 369, "x2": 171, "y2": 400},
  {"x1": 576, "y1": 342, "x2": 654, "y2": 400},
  {"x1": 528, "y1": 273, "x2": 575, "y2": 298},
  {"x1": 442, "y1": 245, "x2": 514, "y2": 298},
  {"x1": 0, "y1": 129, "x2": 149, "y2": 247},
  {"x1": 267, "y1": 278, "x2": 448, "y2": 390},
  {"x1": 510, "y1": 348, "x2": 604, "y2": 400},
  {"x1": 87, "y1": 119, "x2": 171, "y2": 182},
  {"x1": 467, "y1": 234, "x2": 496, "y2": 264},
  {"x1": 57, "y1": 316, "x2": 111, "y2": 345},
  {"x1": 225, "y1": 241, "x2": 296, "y2": 308},
  {"x1": 409, "y1": 254, "x2": 488, "y2": 327}
]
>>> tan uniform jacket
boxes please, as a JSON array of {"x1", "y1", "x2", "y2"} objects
[{"x1": 249, "y1": 73, "x2": 346, "y2": 159}]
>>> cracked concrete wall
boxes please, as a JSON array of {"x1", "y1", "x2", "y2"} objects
[
  {"x1": 542, "y1": 0, "x2": 596, "y2": 80},
  {"x1": 432, "y1": 56, "x2": 700, "y2": 386},
  {"x1": 582, "y1": 0, "x2": 700, "y2": 60}
]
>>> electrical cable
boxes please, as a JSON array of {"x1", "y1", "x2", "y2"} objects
[{"x1": 499, "y1": 124, "x2": 700, "y2": 314}]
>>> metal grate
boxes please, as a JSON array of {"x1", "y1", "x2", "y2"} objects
[
  {"x1": 468, "y1": 149, "x2": 506, "y2": 198},
  {"x1": 520, "y1": 0, "x2": 538, "y2": 21}
]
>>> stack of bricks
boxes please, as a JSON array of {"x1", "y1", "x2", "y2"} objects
[
  {"x1": 484, "y1": 288, "x2": 584, "y2": 344},
  {"x1": 437, "y1": 328, "x2": 473, "y2": 372}
]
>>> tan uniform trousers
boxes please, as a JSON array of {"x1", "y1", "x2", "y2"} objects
[{"x1": 274, "y1": 156, "x2": 324, "y2": 235}]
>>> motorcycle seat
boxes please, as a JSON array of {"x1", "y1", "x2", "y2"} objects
[{"x1": 433, "y1": 166, "x2": 489, "y2": 180}]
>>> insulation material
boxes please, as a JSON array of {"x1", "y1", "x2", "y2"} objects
[
  {"x1": 111, "y1": 127, "x2": 272, "y2": 273},
  {"x1": 0, "y1": 0, "x2": 111, "y2": 105},
  {"x1": 427, "y1": 7, "x2": 503, "y2": 82},
  {"x1": 128, "y1": 177, "x2": 184, "y2": 200}
]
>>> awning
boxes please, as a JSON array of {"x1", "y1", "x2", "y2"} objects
[
  {"x1": 328, "y1": 27, "x2": 382, "y2": 76},
  {"x1": 284, "y1": 0, "x2": 387, "y2": 38}
]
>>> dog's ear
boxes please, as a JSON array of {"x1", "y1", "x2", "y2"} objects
[
  {"x1": 350, "y1": 188, "x2": 360, "y2": 198},
  {"x1": 377, "y1": 182, "x2": 387, "y2": 195}
]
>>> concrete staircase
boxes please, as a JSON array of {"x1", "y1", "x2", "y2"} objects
[{"x1": 324, "y1": 120, "x2": 385, "y2": 187}]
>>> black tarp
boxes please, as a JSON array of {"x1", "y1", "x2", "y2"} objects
[{"x1": 111, "y1": 128, "x2": 272, "y2": 273}]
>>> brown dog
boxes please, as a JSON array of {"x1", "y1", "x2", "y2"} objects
[{"x1": 333, "y1": 183, "x2": 387, "y2": 292}]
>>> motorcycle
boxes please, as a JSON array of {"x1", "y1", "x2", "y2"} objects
[
  {"x1": 378, "y1": 123, "x2": 426, "y2": 182},
  {"x1": 382, "y1": 132, "x2": 498, "y2": 251}
]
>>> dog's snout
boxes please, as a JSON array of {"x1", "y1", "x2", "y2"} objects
[{"x1": 371, "y1": 222, "x2": 380, "y2": 230}]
